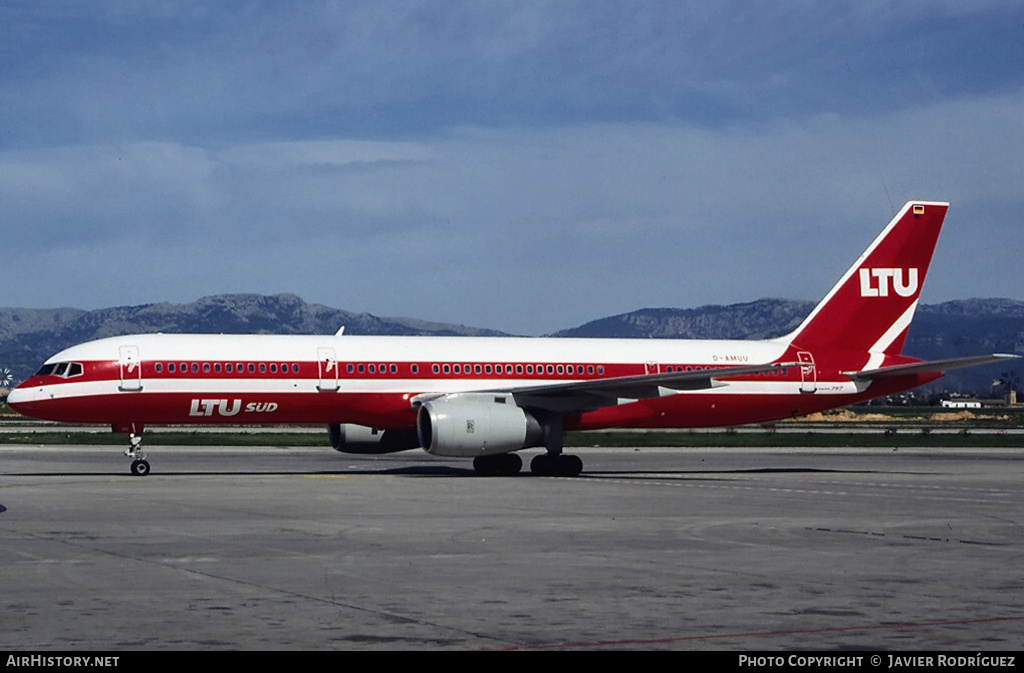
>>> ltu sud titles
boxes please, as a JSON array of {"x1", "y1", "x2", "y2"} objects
[
  {"x1": 737, "y1": 654, "x2": 1016, "y2": 668},
  {"x1": 188, "y1": 398, "x2": 278, "y2": 416}
]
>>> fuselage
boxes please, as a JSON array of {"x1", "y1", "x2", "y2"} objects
[{"x1": 8, "y1": 331, "x2": 935, "y2": 433}]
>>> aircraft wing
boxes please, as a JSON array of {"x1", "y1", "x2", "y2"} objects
[
  {"x1": 842, "y1": 353, "x2": 1020, "y2": 381},
  {"x1": 505, "y1": 361, "x2": 802, "y2": 413}
]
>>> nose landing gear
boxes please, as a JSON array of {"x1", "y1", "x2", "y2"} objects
[{"x1": 122, "y1": 430, "x2": 150, "y2": 476}]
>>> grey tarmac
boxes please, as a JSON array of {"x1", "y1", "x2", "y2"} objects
[{"x1": 1, "y1": 444, "x2": 1022, "y2": 650}]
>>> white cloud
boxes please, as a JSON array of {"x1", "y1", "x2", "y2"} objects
[
  {"x1": 3, "y1": 84, "x2": 1022, "y2": 333},
  {"x1": 1, "y1": 2, "x2": 1021, "y2": 332}
]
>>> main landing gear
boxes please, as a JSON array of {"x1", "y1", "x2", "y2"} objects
[
  {"x1": 530, "y1": 413, "x2": 583, "y2": 477},
  {"x1": 529, "y1": 452, "x2": 583, "y2": 477},
  {"x1": 472, "y1": 453, "x2": 522, "y2": 476},
  {"x1": 470, "y1": 414, "x2": 584, "y2": 477},
  {"x1": 471, "y1": 451, "x2": 584, "y2": 477},
  {"x1": 123, "y1": 431, "x2": 150, "y2": 476}
]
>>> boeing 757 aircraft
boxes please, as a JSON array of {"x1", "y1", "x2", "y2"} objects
[{"x1": 7, "y1": 201, "x2": 1016, "y2": 476}]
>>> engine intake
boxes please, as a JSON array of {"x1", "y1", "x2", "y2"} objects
[{"x1": 417, "y1": 393, "x2": 544, "y2": 457}]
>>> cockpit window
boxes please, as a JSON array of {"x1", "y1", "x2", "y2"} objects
[{"x1": 36, "y1": 362, "x2": 83, "y2": 378}]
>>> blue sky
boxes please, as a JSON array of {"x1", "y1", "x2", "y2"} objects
[{"x1": 2, "y1": 1, "x2": 1022, "y2": 334}]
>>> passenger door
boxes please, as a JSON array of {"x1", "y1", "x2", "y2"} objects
[
  {"x1": 118, "y1": 345, "x2": 143, "y2": 392},
  {"x1": 797, "y1": 351, "x2": 816, "y2": 393},
  {"x1": 317, "y1": 347, "x2": 340, "y2": 391}
]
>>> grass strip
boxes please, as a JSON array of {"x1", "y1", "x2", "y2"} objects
[{"x1": 2, "y1": 429, "x2": 1023, "y2": 449}]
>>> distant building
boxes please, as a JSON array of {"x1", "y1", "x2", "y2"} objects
[{"x1": 941, "y1": 399, "x2": 982, "y2": 409}]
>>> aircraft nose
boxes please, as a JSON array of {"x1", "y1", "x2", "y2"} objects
[
  {"x1": 6, "y1": 384, "x2": 25, "y2": 407},
  {"x1": 5, "y1": 378, "x2": 59, "y2": 422},
  {"x1": 5, "y1": 381, "x2": 32, "y2": 411}
]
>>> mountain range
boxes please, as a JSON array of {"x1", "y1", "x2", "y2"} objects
[{"x1": 2, "y1": 294, "x2": 1022, "y2": 396}]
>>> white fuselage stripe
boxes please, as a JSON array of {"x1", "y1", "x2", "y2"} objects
[{"x1": 12, "y1": 376, "x2": 862, "y2": 404}]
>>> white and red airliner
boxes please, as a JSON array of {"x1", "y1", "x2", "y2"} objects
[{"x1": 7, "y1": 201, "x2": 1016, "y2": 476}]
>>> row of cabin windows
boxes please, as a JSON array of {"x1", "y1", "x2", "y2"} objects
[
  {"x1": 150, "y1": 361, "x2": 609, "y2": 377},
  {"x1": 667, "y1": 365, "x2": 789, "y2": 376},
  {"x1": 154, "y1": 362, "x2": 301, "y2": 375},
  {"x1": 344, "y1": 363, "x2": 609, "y2": 376},
  {"x1": 429, "y1": 363, "x2": 606, "y2": 376},
  {"x1": 148, "y1": 361, "x2": 786, "y2": 377},
  {"x1": 347, "y1": 363, "x2": 403, "y2": 374}
]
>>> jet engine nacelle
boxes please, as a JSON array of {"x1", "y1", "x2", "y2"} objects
[
  {"x1": 416, "y1": 393, "x2": 544, "y2": 457},
  {"x1": 327, "y1": 423, "x2": 420, "y2": 454}
]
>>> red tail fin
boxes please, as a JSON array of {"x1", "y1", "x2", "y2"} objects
[{"x1": 786, "y1": 201, "x2": 948, "y2": 355}]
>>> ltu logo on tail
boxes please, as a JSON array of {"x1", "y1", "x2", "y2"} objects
[{"x1": 859, "y1": 268, "x2": 918, "y2": 298}]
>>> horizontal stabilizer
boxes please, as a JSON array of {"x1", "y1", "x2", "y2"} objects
[{"x1": 842, "y1": 354, "x2": 1020, "y2": 381}]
